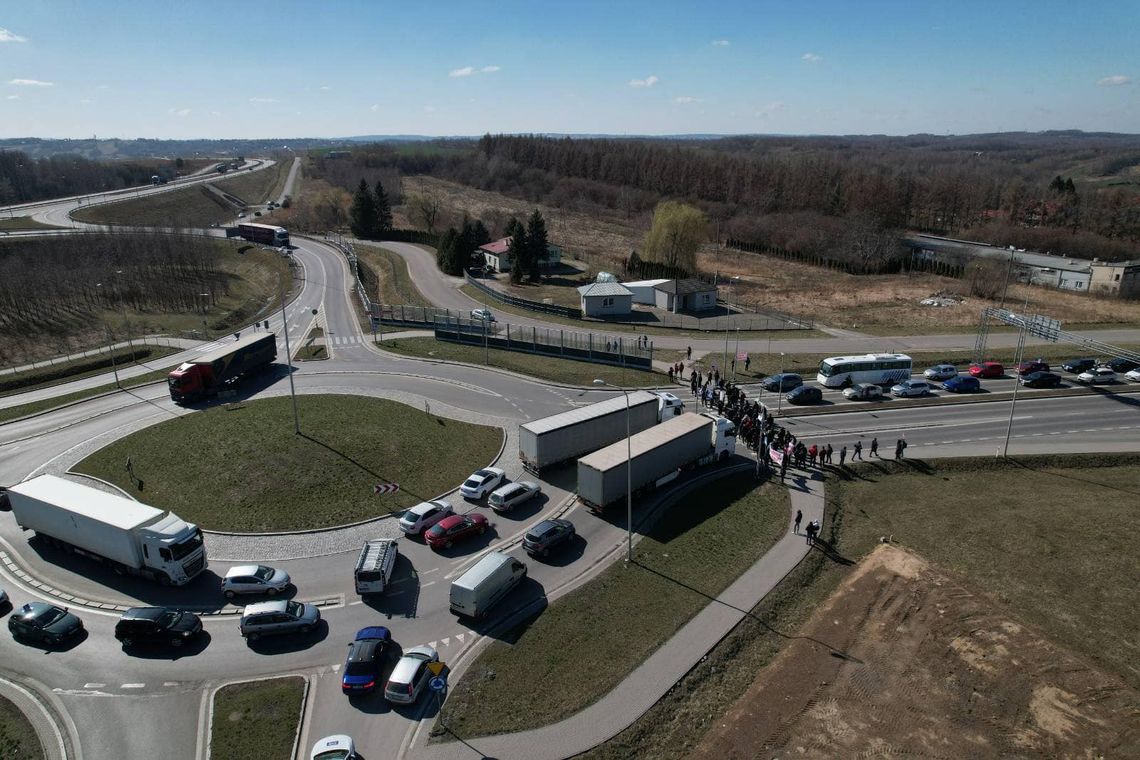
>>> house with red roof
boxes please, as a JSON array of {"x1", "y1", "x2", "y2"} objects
[{"x1": 478, "y1": 237, "x2": 563, "y2": 272}]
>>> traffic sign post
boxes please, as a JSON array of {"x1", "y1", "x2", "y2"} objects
[
  {"x1": 373, "y1": 483, "x2": 400, "y2": 495},
  {"x1": 427, "y1": 660, "x2": 446, "y2": 677},
  {"x1": 429, "y1": 675, "x2": 447, "y2": 692}
]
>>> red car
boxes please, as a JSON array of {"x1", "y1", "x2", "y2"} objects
[
  {"x1": 969, "y1": 361, "x2": 1004, "y2": 379},
  {"x1": 425, "y1": 513, "x2": 488, "y2": 549},
  {"x1": 1017, "y1": 359, "x2": 1050, "y2": 376}
]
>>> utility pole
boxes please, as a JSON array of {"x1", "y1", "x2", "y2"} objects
[{"x1": 280, "y1": 289, "x2": 300, "y2": 434}]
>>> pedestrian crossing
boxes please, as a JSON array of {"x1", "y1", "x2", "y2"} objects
[{"x1": 323, "y1": 336, "x2": 366, "y2": 346}]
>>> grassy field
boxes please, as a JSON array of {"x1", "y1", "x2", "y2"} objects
[
  {"x1": 355, "y1": 242, "x2": 433, "y2": 307},
  {"x1": 0, "y1": 345, "x2": 179, "y2": 396},
  {"x1": 214, "y1": 159, "x2": 290, "y2": 205},
  {"x1": 296, "y1": 327, "x2": 327, "y2": 361},
  {"x1": 210, "y1": 677, "x2": 304, "y2": 760},
  {"x1": 377, "y1": 336, "x2": 665, "y2": 387},
  {"x1": 0, "y1": 695, "x2": 42, "y2": 760},
  {"x1": 74, "y1": 395, "x2": 503, "y2": 532},
  {"x1": 580, "y1": 454, "x2": 1140, "y2": 759},
  {"x1": 436, "y1": 470, "x2": 789, "y2": 740},
  {"x1": 0, "y1": 216, "x2": 57, "y2": 231}
]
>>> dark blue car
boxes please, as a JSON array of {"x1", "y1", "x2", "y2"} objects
[
  {"x1": 342, "y1": 626, "x2": 392, "y2": 695},
  {"x1": 942, "y1": 376, "x2": 981, "y2": 393},
  {"x1": 762, "y1": 373, "x2": 803, "y2": 392}
]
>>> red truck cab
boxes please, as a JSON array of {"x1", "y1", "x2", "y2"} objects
[{"x1": 167, "y1": 362, "x2": 214, "y2": 402}]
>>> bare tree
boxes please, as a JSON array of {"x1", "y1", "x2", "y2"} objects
[{"x1": 407, "y1": 193, "x2": 441, "y2": 235}]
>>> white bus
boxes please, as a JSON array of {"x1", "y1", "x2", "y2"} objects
[{"x1": 816, "y1": 353, "x2": 912, "y2": 387}]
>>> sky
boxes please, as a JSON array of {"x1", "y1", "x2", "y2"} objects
[{"x1": 0, "y1": 0, "x2": 1137, "y2": 139}]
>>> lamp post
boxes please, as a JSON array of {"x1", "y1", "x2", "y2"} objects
[
  {"x1": 279, "y1": 288, "x2": 300, "y2": 434},
  {"x1": 199, "y1": 293, "x2": 211, "y2": 340},
  {"x1": 594, "y1": 378, "x2": 633, "y2": 562},
  {"x1": 776, "y1": 352, "x2": 786, "y2": 417}
]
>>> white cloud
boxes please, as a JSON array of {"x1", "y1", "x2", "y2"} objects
[
  {"x1": 481, "y1": 65, "x2": 501, "y2": 73},
  {"x1": 248, "y1": 97, "x2": 277, "y2": 103},
  {"x1": 711, "y1": 39, "x2": 730, "y2": 47},
  {"x1": 96, "y1": 84, "x2": 111, "y2": 90},
  {"x1": 6, "y1": 95, "x2": 19, "y2": 100},
  {"x1": 319, "y1": 85, "x2": 332, "y2": 91},
  {"x1": 0, "y1": 27, "x2": 27, "y2": 43},
  {"x1": 370, "y1": 104, "x2": 380, "y2": 112},
  {"x1": 168, "y1": 107, "x2": 191, "y2": 117},
  {"x1": 801, "y1": 52, "x2": 822, "y2": 63},
  {"x1": 1097, "y1": 74, "x2": 1131, "y2": 87},
  {"x1": 449, "y1": 66, "x2": 475, "y2": 78},
  {"x1": 673, "y1": 96, "x2": 701, "y2": 104},
  {"x1": 629, "y1": 75, "x2": 659, "y2": 88},
  {"x1": 423, "y1": 105, "x2": 437, "y2": 112},
  {"x1": 756, "y1": 100, "x2": 786, "y2": 119},
  {"x1": 8, "y1": 78, "x2": 54, "y2": 87}
]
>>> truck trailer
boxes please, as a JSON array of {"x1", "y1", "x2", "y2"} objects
[
  {"x1": 237, "y1": 222, "x2": 289, "y2": 247},
  {"x1": 519, "y1": 391, "x2": 685, "y2": 475},
  {"x1": 167, "y1": 333, "x2": 277, "y2": 403},
  {"x1": 6, "y1": 475, "x2": 207, "y2": 585},
  {"x1": 577, "y1": 412, "x2": 736, "y2": 512}
]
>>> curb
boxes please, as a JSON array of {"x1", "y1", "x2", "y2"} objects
[
  {"x1": 203, "y1": 674, "x2": 309, "y2": 760},
  {"x1": 0, "y1": 672, "x2": 74, "y2": 760}
]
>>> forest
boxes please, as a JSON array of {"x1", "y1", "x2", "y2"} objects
[{"x1": 0, "y1": 150, "x2": 199, "y2": 205}]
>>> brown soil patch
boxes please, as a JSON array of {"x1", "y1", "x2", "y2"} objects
[{"x1": 688, "y1": 545, "x2": 1140, "y2": 760}]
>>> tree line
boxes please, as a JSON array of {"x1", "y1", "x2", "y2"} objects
[{"x1": 0, "y1": 150, "x2": 192, "y2": 205}]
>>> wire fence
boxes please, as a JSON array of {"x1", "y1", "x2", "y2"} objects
[
  {"x1": 434, "y1": 317, "x2": 654, "y2": 369},
  {"x1": 464, "y1": 273, "x2": 584, "y2": 318}
]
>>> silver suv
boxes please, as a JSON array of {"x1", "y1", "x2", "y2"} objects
[
  {"x1": 239, "y1": 600, "x2": 320, "y2": 640},
  {"x1": 384, "y1": 645, "x2": 439, "y2": 704}
]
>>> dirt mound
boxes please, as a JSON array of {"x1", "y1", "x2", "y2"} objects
[{"x1": 688, "y1": 544, "x2": 1140, "y2": 759}]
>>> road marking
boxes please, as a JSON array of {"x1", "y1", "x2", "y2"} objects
[
  {"x1": 349, "y1": 600, "x2": 363, "y2": 606},
  {"x1": 419, "y1": 567, "x2": 440, "y2": 575},
  {"x1": 455, "y1": 633, "x2": 465, "y2": 644},
  {"x1": 162, "y1": 682, "x2": 180, "y2": 687},
  {"x1": 121, "y1": 683, "x2": 145, "y2": 689},
  {"x1": 421, "y1": 580, "x2": 436, "y2": 588},
  {"x1": 83, "y1": 683, "x2": 106, "y2": 689},
  {"x1": 428, "y1": 640, "x2": 437, "y2": 649}
]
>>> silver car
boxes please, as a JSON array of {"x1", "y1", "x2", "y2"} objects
[
  {"x1": 222, "y1": 564, "x2": 291, "y2": 599},
  {"x1": 923, "y1": 364, "x2": 958, "y2": 381},
  {"x1": 891, "y1": 379, "x2": 934, "y2": 398},
  {"x1": 488, "y1": 481, "x2": 541, "y2": 512},
  {"x1": 384, "y1": 645, "x2": 439, "y2": 704},
  {"x1": 239, "y1": 600, "x2": 320, "y2": 640}
]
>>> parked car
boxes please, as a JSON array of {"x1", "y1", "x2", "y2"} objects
[
  {"x1": 891, "y1": 379, "x2": 934, "y2": 398},
  {"x1": 761, "y1": 373, "x2": 803, "y2": 392},
  {"x1": 1105, "y1": 357, "x2": 1140, "y2": 374},
  {"x1": 8, "y1": 602, "x2": 83, "y2": 645},
  {"x1": 523, "y1": 518, "x2": 576, "y2": 557},
  {"x1": 115, "y1": 607, "x2": 202, "y2": 648},
  {"x1": 384, "y1": 645, "x2": 439, "y2": 704},
  {"x1": 0, "y1": 587, "x2": 7, "y2": 608},
  {"x1": 310, "y1": 734, "x2": 358, "y2": 760},
  {"x1": 969, "y1": 362, "x2": 1004, "y2": 378},
  {"x1": 222, "y1": 565, "x2": 291, "y2": 599},
  {"x1": 341, "y1": 626, "x2": 392, "y2": 695},
  {"x1": 488, "y1": 481, "x2": 541, "y2": 511},
  {"x1": 785, "y1": 385, "x2": 823, "y2": 405},
  {"x1": 425, "y1": 513, "x2": 489, "y2": 549},
  {"x1": 842, "y1": 383, "x2": 884, "y2": 401},
  {"x1": 1017, "y1": 359, "x2": 1050, "y2": 376},
  {"x1": 471, "y1": 308, "x2": 496, "y2": 322},
  {"x1": 1077, "y1": 367, "x2": 1116, "y2": 384},
  {"x1": 1061, "y1": 357, "x2": 1097, "y2": 374},
  {"x1": 459, "y1": 467, "x2": 506, "y2": 500},
  {"x1": 1126, "y1": 368, "x2": 1140, "y2": 383},
  {"x1": 398, "y1": 499, "x2": 454, "y2": 535},
  {"x1": 239, "y1": 600, "x2": 321, "y2": 640},
  {"x1": 1020, "y1": 371, "x2": 1062, "y2": 389},
  {"x1": 923, "y1": 364, "x2": 958, "y2": 381},
  {"x1": 942, "y1": 376, "x2": 981, "y2": 393}
]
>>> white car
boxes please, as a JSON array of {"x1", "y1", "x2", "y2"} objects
[
  {"x1": 1125, "y1": 368, "x2": 1140, "y2": 382},
  {"x1": 310, "y1": 734, "x2": 357, "y2": 760},
  {"x1": 488, "y1": 481, "x2": 542, "y2": 512},
  {"x1": 1077, "y1": 367, "x2": 1116, "y2": 384},
  {"x1": 460, "y1": 467, "x2": 506, "y2": 500},
  {"x1": 842, "y1": 383, "x2": 884, "y2": 401},
  {"x1": 923, "y1": 364, "x2": 958, "y2": 381},
  {"x1": 221, "y1": 565, "x2": 291, "y2": 599},
  {"x1": 399, "y1": 499, "x2": 454, "y2": 535},
  {"x1": 384, "y1": 644, "x2": 439, "y2": 704},
  {"x1": 471, "y1": 308, "x2": 496, "y2": 322},
  {"x1": 890, "y1": 379, "x2": 934, "y2": 398}
]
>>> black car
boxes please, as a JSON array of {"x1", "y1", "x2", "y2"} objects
[
  {"x1": 1061, "y1": 358, "x2": 1096, "y2": 374},
  {"x1": 1105, "y1": 357, "x2": 1140, "y2": 374},
  {"x1": 8, "y1": 602, "x2": 84, "y2": 645},
  {"x1": 341, "y1": 626, "x2": 392, "y2": 695},
  {"x1": 522, "y1": 519, "x2": 576, "y2": 557},
  {"x1": 1020, "y1": 371, "x2": 1062, "y2": 389},
  {"x1": 785, "y1": 386, "x2": 823, "y2": 405},
  {"x1": 761, "y1": 373, "x2": 803, "y2": 392},
  {"x1": 115, "y1": 607, "x2": 202, "y2": 648}
]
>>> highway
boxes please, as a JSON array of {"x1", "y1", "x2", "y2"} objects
[{"x1": 1, "y1": 184, "x2": 1139, "y2": 759}]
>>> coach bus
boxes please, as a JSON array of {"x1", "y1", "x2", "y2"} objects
[
  {"x1": 237, "y1": 222, "x2": 289, "y2": 247},
  {"x1": 816, "y1": 353, "x2": 912, "y2": 387}
]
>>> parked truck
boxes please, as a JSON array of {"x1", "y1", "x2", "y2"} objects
[
  {"x1": 6, "y1": 475, "x2": 207, "y2": 585},
  {"x1": 577, "y1": 412, "x2": 736, "y2": 512},
  {"x1": 519, "y1": 391, "x2": 685, "y2": 475},
  {"x1": 167, "y1": 333, "x2": 277, "y2": 403},
  {"x1": 236, "y1": 222, "x2": 290, "y2": 247}
]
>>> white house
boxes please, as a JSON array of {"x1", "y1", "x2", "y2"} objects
[
  {"x1": 621, "y1": 279, "x2": 671, "y2": 305},
  {"x1": 479, "y1": 237, "x2": 563, "y2": 273},
  {"x1": 652, "y1": 279, "x2": 719, "y2": 312},
  {"x1": 578, "y1": 281, "x2": 633, "y2": 316}
]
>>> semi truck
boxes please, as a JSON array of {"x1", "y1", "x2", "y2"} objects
[
  {"x1": 236, "y1": 222, "x2": 290, "y2": 247},
  {"x1": 519, "y1": 391, "x2": 685, "y2": 475},
  {"x1": 6, "y1": 475, "x2": 207, "y2": 586},
  {"x1": 167, "y1": 333, "x2": 277, "y2": 403},
  {"x1": 577, "y1": 412, "x2": 736, "y2": 512}
]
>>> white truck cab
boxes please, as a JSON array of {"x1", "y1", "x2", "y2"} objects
[{"x1": 656, "y1": 391, "x2": 685, "y2": 420}]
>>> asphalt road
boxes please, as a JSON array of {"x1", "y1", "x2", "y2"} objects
[{"x1": 2, "y1": 206, "x2": 1140, "y2": 759}]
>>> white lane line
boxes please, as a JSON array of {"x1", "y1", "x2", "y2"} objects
[
  {"x1": 84, "y1": 683, "x2": 106, "y2": 689},
  {"x1": 349, "y1": 600, "x2": 363, "y2": 606},
  {"x1": 121, "y1": 683, "x2": 145, "y2": 689},
  {"x1": 419, "y1": 567, "x2": 440, "y2": 575},
  {"x1": 162, "y1": 682, "x2": 179, "y2": 687},
  {"x1": 421, "y1": 580, "x2": 436, "y2": 588}
]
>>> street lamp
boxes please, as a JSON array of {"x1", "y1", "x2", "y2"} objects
[
  {"x1": 776, "y1": 352, "x2": 786, "y2": 417},
  {"x1": 594, "y1": 378, "x2": 633, "y2": 562},
  {"x1": 279, "y1": 287, "x2": 301, "y2": 434},
  {"x1": 199, "y1": 293, "x2": 211, "y2": 340}
]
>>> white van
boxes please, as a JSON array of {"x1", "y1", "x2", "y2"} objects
[
  {"x1": 449, "y1": 552, "x2": 527, "y2": 619},
  {"x1": 354, "y1": 539, "x2": 398, "y2": 595}
]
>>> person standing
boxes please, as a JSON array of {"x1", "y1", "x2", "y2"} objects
[
  {"x1": 794, "y1": 509, "x2": 803, "y2": 534},
  {"x1": 745, "y1": 356, "x2": 751, "y2": 373},
  {"x1": 687, "y1": 345, "x2": 692, "y2": 360},
  {"x1": 853, "y1": 440, "x2": 863, "y2": 460},
  {"x1": 870, "y1": 437, "x2": 878, "y2": 457},
  {"x1": 780, "y1": 454, "x2": 789, "y2": 483},
  {"x1": 839, "y1": 445, "x2": 847, "y2": 466},
  {"x1": 895, "y1": 438, "x2": 906, "y2": 459},
  {"x1": 825, "y1": 443, "x2": 834, "y2": 464}
]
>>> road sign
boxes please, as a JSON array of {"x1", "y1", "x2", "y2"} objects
[
  {"x1": 429, "y1": 676, "x2": 447, "y2": 692},
  {"x1": 373, "y1": 483, "x2": 400, "y2": 495},
  {"x1": 427, "y1": 660, "x2": 446, "y2": 676}
]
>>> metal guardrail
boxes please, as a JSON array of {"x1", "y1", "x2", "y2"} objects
[
  {"x1": 434, "y1": 317, "x2": 653, "y2": 369},
  {"x1": 464, "y1": 272, "x2": 583, "y2": 318}
]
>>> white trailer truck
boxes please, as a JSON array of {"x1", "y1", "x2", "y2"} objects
[
  {"x1": 6, "y1": 475, "x2": 207, "y2": 586},
  {"x1": 577, "y1": 412, "x2": 736, "y2": 512},
  {"x1": 519, "y1": 391, "x2": 685, "y2": 474}
]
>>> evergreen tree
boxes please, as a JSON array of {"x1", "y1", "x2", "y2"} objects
[
  {"x1": 373, "y1": 181, "x2": 393, "y2": 233},
  {"x1": 626, "y1": 249, "x2": 642, "y2": 276},
  {"x1": 525, "y1": 209, "x2": 549, "y2": 283},
  {"x1": 457, "y1": 215, "x2": 477, "y2": 272},
  {"x1": 1064, "y1": 178, "x2": 1076, "y2": 194},
  {"x1": 506, "y1": 218, "x2": 528, "y2": 284},
  {"x1": 436, "y1": 227, "x2": 460, "y2": 275},
  {"x1": 472, "y1": 219, "x2": 492, "y2": 248},
  {"x1": 349, "y1": 179, "x2": 378, "y2": 239}
]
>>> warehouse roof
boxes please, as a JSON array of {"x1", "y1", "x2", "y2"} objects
[{"x1": 577, "y1": 282, "x2": 634, "y2": 297}]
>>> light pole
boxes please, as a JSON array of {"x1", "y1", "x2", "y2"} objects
[
  {"x1": 1000, "y1": 322, "x2": 1028, "y2": 458},
  {"x1": 279, "y1": 288, "x2": 301, "y2": 434},
  {"x1": 776, "y1": 352, "x2": 786, "y2": 417},
  {"x1": 594, "y1": 378, "x2": 633, "y2": 562},
  {"x1": 199, "y1": 293, "x2": 211, "y2": 340}
]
